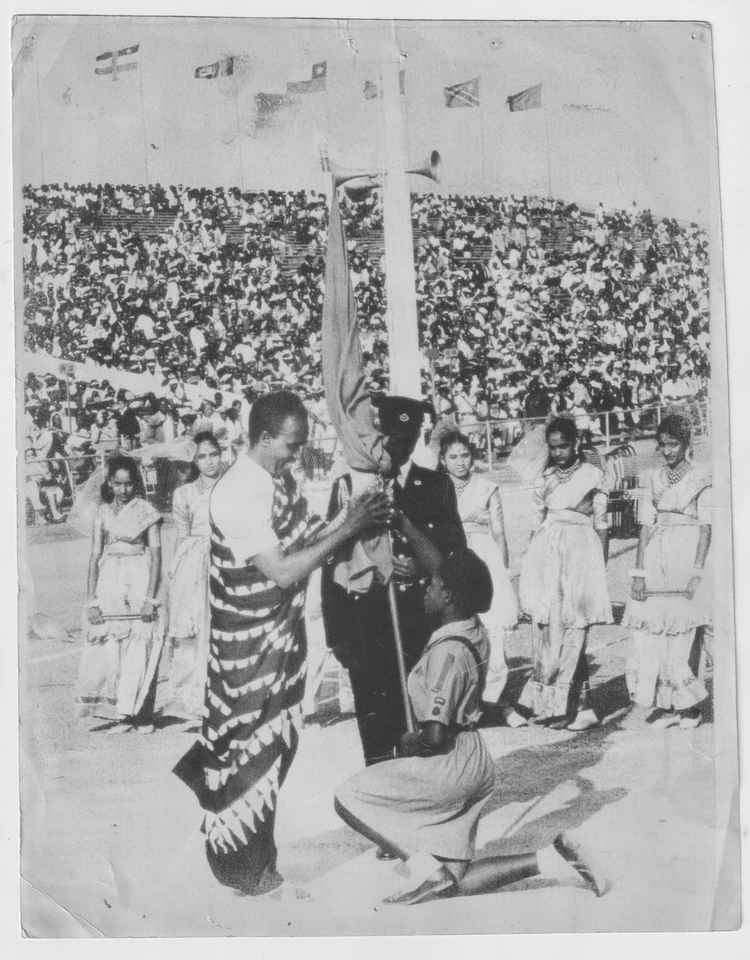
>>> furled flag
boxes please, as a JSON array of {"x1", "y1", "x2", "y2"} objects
[
  {"x1": 95, "y1": 44, "x2": 139, "y2": 80},
  {"x1": 362, "y1": 71, "x2": 406, "y2": 100},
  {"x1": 444, "y1": 77, "x2": 479, "y2": 107},
  {"x1": 507, "y1": 83, "x2": 542, "y2": 111},
  {"x1": 286, "y1": 60, "x2": 327, "y2": 95},
  {"x1": 321, "y1": 177, "x2": 392, "y2": 591},
  {"x1": 254, "y1": 91, "x2": 292, "y2": 129},
  {"x1": 194, "y1": 56, "x2": 235, "y2": 79}
]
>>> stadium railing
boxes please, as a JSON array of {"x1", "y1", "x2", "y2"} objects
[{"x1": 23, "y1": 397, "x2": 709, "y2": 526}]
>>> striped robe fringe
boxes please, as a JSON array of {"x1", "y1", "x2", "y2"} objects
[{"x1": 174, "y1": 472, "x2": 325, "y2": 869}]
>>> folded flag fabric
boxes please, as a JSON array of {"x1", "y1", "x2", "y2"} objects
[
  {"x1": 444, "y1": 77, "x2": 479, "y2": 107},
  {"x1": 254, "y1": 91, "x2": 292, "y2": 128},
  {"x1": 507, "y1": 83, "x2": 542, "y2": 111},
  {"x1": 95, "y1": 44, "x2": 139, "y2": 79},
  {"x1": 195, "y1": 56, "x2": 235, "y2": 79},
  {"x1": 287, "y1": 60, "x2": 327, "y2": 94}
]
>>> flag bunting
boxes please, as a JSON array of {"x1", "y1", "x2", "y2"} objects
[
  {"x1": 507, "y1": 83, "x2": 542, "y2": 111},
  {"x1": 444, "y1": 77, "x2": 479, "y2": 108},
  {"x1": 95, "y1": 44, "x2": 140, "y2": 80}
]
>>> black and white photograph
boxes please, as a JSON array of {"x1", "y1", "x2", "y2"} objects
[{"x1": 11, "y1": 10, "x2": 741, "y2": 939}]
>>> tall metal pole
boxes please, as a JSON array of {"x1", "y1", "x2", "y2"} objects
[{"x1": 380, "y1": 24, "x2": 422, "y2": 399}]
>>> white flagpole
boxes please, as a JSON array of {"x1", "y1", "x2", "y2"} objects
[
  {"x1": 136, "y1": 49, "x2": 150, "y2": 185},
  {"x1": 380, "y1": 21, "x2": 422, "y2": 399}
]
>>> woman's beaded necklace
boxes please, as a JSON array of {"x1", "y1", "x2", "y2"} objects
[
  {"x1": 452, "y1": 473, "x2": 472, "y2": 494},
  {"x1": 665, "y1": 460, "x2": 690, "y2": 485},
  {"x1": 554, "y1": 460, "x2": 580, "y2": 483}
]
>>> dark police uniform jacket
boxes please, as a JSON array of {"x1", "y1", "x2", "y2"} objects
[{"x1": 321, "y1": 462, "x2": 466, "y2": 671}]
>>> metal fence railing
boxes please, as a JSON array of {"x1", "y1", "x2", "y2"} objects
[{"x1": 23, "y1": 397, "x2": 710, "y2": 526}]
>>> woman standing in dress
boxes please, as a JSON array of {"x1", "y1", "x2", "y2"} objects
[
  {"x1": 77, "y1": 455, "x2": 163, "y2": 732},
  {"x1": 625, "y1": 414, "x2": 711, "y2": 728},
  {"x1": 518, "y1": 417, "x2": 611, "y2": 731},
  {"x1": 158, "y1": 432, "x2": 224, "y2": 725},
  {"x1": 439, "y1": 430, "x2": 525, "y2": 727},
  {"x1": 335, "y1": 545, "x2": 608, "y2": 905}
]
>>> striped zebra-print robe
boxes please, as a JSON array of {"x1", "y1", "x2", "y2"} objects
[{"x1": 174, "y1": 469, "x2": 325, "y2": 894}]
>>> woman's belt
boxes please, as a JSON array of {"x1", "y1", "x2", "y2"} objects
[
  {"x1": 655, "y1": 511, "x2": 700, "y2": 527},
  {"x1": 103, "y1": 544, "x2": 146, "y2": 557},
  {"x1": 544, "y1": 509, "x2": 593, "y2": 526}
]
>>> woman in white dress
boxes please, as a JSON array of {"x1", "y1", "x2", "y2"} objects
[
  {"x1": 439, "y1": 430, "x2": 525, "y2": 727},
  {"x1": 77, "y1": 455, "x2": 163, "y2": 732},
  {"x1": 158, "y1": 432, "x2": 224, "y2": 724},
  {"x1": 625, "y1": 413, "x2": 711, "y2": 728},
  {"x1": 518, "y1": 417, "x2": 612, "y2": 731}
]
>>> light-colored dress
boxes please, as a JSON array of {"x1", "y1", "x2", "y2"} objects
[
  {"x1": 518, "y1": 461, "x2": 612, "y2": 718},
  {"x1": 335, "y1": 618, "x2": 495, "y2": 862},
  {"x1": 158, "y1": 477, "x2": 215, "y2": 720},
  {"x1": 625, "y1": 465, "x2": 712, "y2": 709},
  {"x1": 76, "y1": 498, "x2": 163, "y2": 721},
  {"x1": 454, "y1": 473, "x2": 518, "y2": 703}
]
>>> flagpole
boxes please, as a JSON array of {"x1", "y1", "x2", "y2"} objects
[
  {"x1": 136, "y1": 50, "x2": 150, "y2": 185},
  {"x1": 34, "y1": 51, "x2": 45, "y2": 183},
  {"x1": 380, "y1": 20, "x2": 422, "y2": 399},
  {"x1": 542, "y1": 99, "x2": 553, "y2": 198},
  {"x1": 478, "y1": 75, "x2": 486, "y2": 191},
  {"x1": 233, "y1": 89, "x2": 245, "y2": 192}
]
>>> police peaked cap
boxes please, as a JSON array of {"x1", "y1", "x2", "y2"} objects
[{"x1": 373, "y1": 395, "x2": 427, "y2": 437}]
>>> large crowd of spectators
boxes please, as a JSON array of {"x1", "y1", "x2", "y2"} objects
[{"x1": 22, "y1": 181, "x2": 710, "y2": 521}]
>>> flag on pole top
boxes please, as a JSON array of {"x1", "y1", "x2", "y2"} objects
[
  {"x1": 254, "y1": 91, "x2": 292, "y2": 129},
  {"x1": 95, "y1": 44, "x2": 140, "y2": 80},
  {"x1": 444, "y1": 77, "x2": 479, "y2": 108},
  {"x1": 194, "y1": 56, "x2": 235, "y2": 79},
  {"x1": 507, "y1": 83, "x2": 542, "y2": 111},
  {"x1": 286, "y1": 61, "x2": 327, "y2": 94},
  {"x1": 363, "y1": 71, "x2": 406, "y2": 100}
]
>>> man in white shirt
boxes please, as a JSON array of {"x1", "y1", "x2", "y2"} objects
[{"x1": 174, "y1": 390, "x2": 389, "y2": 896}]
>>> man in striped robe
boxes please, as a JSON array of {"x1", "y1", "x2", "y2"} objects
[{"x1": 174, "y1": 390, "x2": 389, "y2": 895}]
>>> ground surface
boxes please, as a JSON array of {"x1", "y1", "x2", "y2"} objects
[{"x1": 19, "y1": 442, "x2": 735, "y2": 937}]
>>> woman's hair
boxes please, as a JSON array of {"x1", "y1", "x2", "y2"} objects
[
  {"x1": 656, "y1": 413, "x2": 692, "y2": 448},
  {"x1": 439, "y1": 429, "x2": 473, "y2": 462},
  {"x1": 544, "y1": 415, "x2": 583, "y2": 468},
  {"x1": 193, "y1": 430, "x2": 221, "y2": 455},
  {"x1": 100, "y1": 455, "x2": 143, "y2": 503},
  {"x1": 545, "y1": 415, "x2": 578, "y2": 446}
]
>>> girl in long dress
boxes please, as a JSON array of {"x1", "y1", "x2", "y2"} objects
[
  {"x1": 624, "y1": 413, "x2": 711, "y2": 728},
  {"x1": 518, "y1": 417, "x2": 612, "y2": 731},
  {"x1": 77, "y1": 455, "x2": 163, "y2": 732},
  {"x1": 158, "y1": 432, "x2": 223, "y2": 725},
  {"x1": 335, "y1": 545, "x2": 608, "y2": 905},
  {"x1": 439, "y1": 430, "x2": 525, "y2": 727}
]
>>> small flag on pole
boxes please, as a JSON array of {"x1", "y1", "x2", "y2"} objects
[
  {"x1": 444, "y1": 77, "x2": 479, "y2": 108},
  {"x1": 286, "y1": 61, "x2": 327, "y2": 94},
  {"x1": 507, "y1": 83, "x2": 542, "y2": 111},
  {"x1": 254, "y1": 91, "x2": 292, "y2": 129},
  {"x1": 194, "y1": 56, "x2": 235, "y2": 79},
  {"x1": 95, "y1": 44, "x2": 140, "y2": 80},
  {"x1": 363, "y1": 71, "x2": 406, "y2": 100}
]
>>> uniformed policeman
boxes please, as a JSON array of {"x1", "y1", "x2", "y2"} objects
[{"x1": 321, "y1": 395, "x2": 466, "y2": 768}]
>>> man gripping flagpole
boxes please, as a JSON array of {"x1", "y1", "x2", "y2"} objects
[{"x1": 320, "y1": 177, "x2": 466, "y2": 772}]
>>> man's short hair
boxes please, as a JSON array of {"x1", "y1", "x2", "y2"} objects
[
  {"x1": 440, "y1": 549, "x2": 493, "y2": 616},
  {"x1": 248, "y1": 390, "x2": 308, "y2": 446}
]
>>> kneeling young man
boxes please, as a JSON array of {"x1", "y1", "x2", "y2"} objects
[{"x1": 334, "y1": 542, "x2": 609, "y2": 905}]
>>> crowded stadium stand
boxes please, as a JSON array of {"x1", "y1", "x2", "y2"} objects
[{"x1": 22, "y1": 181, "x2": 710, "y2": 523}]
